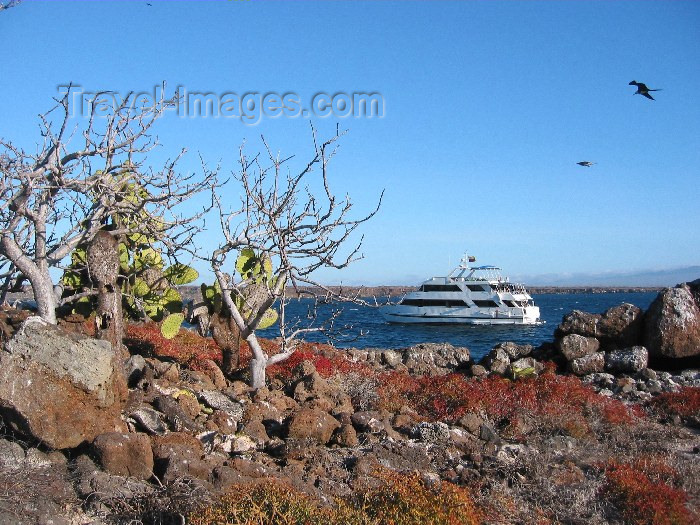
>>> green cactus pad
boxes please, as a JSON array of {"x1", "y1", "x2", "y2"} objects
[
  {"x1": 164, "y1": 263, "x2": 199, "y2": 285},
  {"x1": 235, "y1": 248, "x2": 257, "y2": 278},
  {"x1": 134, "y1": 247, "x2": 164, "y2": 270},
  {"x1": 71, "y1": 247, "x2": 88, "y2": 267},
  {"x1": 132, "y1": 278, "x2": 151, "y2": 297},
  {"x1": 160, "y1": 312, "x2": 185, "y2": 339},
  {"x1": 257, "y1": 307, "x2": 278, "y2": 330},
  {"x1": 60, "y1": 270, "x2": 84, "y2": 289},
  {"x1": 162, "y1": 287, "x2": 183, "y2": 313}
]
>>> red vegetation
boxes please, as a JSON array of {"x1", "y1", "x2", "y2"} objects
[
  {"x1": 266, "y1": 341, "x2": 372, "y2": 381},
  {"x1": 647, "y1": 387, "x2": 700, "y2": 419},
  {"x1": 377, "y1": 370, "x2": 641, "y2": 437},
  {"x1": 125, "y1": 323, "x2": 222, "y2": 370},
  {"x1": 601, "y1": 457, "x2": 696, "y2": 525}
]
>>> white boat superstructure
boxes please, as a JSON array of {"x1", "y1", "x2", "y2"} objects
[{"x1": 381, "y1": 253, "x2": 540, "y2": 325}]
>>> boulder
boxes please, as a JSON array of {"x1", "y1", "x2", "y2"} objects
[
  {"x1": 569, "y1": 352, "x2": 605, "y2": 376},
  {"x1": 0, "y1": 319, "x2": 127, "y2": 449},
  {"x1": 331, "y1": 424, "x2": 360, "y2": 447},
  {"x1": 411, "y1": 422, "x2": 451, "y2": 445},
  {"x1": 493, "y1": 341, "x2": 533, "y2": 360},
  {"x1": 403, "y1": 343, "x2": 471, "y2": 375},
  {"x1": 557, "y1": 334, "x2": 600, "y2": 361},
  {"x1": 129, "y1": 406, "x2": 168, "y2": 435},
  {"x1": 597, "y1": 303, "x2": 644, "y2": 348},
  {"x1": 153, "y1": 395, "x2": 200, "y2": 432},
  {"x1": 151, "y1": 432, "x2": 217, "y2": 483},
  {"x1": 555, "y1": 310, "x2": 601, "y2": 339},
  {"x1": 605, "y1": 346, "x2": 649, "y2": 374},
  {"x1": 196, "y1": 390, "x2": 244, "y2": 421},
  {"x1": 508, "y1": 357, "x2": 544, "y2": 378},
  {"x1": 286, "y1": 407, "x2": 340, "y2": 444},
  {"x1": 92, "y1": 432, "x2": 154, "y2": 480},
  {"x1": 480, "y1": 347, "x2": 510, "y2": 375},
  {"x1": 644, "y1": 283, "x2": 700, "y2": 359}
]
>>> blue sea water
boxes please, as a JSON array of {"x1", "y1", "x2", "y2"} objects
[{"x1": 259, "y1": 292, "x2": 659, "y2": 362}]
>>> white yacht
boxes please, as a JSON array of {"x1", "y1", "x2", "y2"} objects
[{"x1": 381, "y1": 253, "x2": 540, "y2": 325}]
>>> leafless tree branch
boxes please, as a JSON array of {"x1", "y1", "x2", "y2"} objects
[
  {"x1": 207, "y1": 126, "x2": 382, "y2": 388},
  {"x1": 0, "y1": 84, "x2": 218, "y2": 322}
]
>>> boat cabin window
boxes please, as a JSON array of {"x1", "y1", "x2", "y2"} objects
[
  {"x1": 467, "y1": 285, "x2": 488, "y2": 292},
  {"x1": 503, "y1": 300, "x2": 517, "y2": 307},
  {"x1": 400, "y1": 299, "x2": 468, "y2": 307},
  {"x1": 419, "y1": 284, "x2": 462, "y2": 292},
  {"x1": 472, "y1": 299, "x2": 500, "y2": 308}
]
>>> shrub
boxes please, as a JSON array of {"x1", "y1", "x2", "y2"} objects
[
  {"x1": 352, "y1": 468, "x2": 482, "y2": 525},
  {"x1": 125, "y1": 322, "x2": 221, "y2": 370},
  {"x1": 375, "y1": 370, "x2": 640, "y2": 439},
  {"x1": 647, "y1": 387, "x2": 700, "y2": 419},
  {"x1": 266, "y1": 341, "x2": 372, "y2": 382},
  {"x1": 187, "y1": 471, "x2": 482, "y2": 525},
  {"x1": 601, "y1": 458, "x2": 695, "y2": 525},
  {"x1": 186, "y1": 479, "x2": 348, "y2": 525}
]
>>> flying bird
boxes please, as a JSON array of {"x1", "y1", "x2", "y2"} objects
[
  {"x1": 576, "y1": 161, "x2": 595, "y2": 167},
  {"x1": 629, "y1": 81, "x2": 661, "y2": 100}
]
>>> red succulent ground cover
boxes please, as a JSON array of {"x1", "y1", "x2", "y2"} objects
[
  {"x1": 125, "y1": 323, "x2": 223, "y2": 370},
  {"x1": 600, "y1": 456, "x2": 697, "y2": 525},
  {"x1": 266, "y1": 341, "x2": 374, "y2": 381},
  {"x1": 647, "y1": 386, "x2": 700, "y2": 419},
  {"x1": 376, "y1": 368, "x2": 642, "y2": 437}
]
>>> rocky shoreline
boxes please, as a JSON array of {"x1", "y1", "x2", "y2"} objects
[{"x1": 0, "y1": 280, "x2": 699, "y2": 523}]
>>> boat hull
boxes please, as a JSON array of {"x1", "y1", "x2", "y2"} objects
[{"x1": 380, "y1": 306, "x2": 541, "y2": 325}]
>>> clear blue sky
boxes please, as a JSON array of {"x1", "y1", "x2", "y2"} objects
[{"x1": 2, "y1": 0, "x2": 699, "y2": 286}]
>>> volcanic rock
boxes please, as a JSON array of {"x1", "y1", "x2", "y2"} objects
[
  {"x1": 0, "y1": 319, "x2": 127, "y2": 449},
  {"x1": 644, "y1": 283, "x2": 700, "y2": 359}
]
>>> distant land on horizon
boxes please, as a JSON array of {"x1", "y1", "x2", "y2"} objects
[{"x1": 513, "y1": 265, "x2": 700, "y2": 288}]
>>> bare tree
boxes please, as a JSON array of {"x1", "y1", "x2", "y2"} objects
[
  {"x1": 209, "y1": 128, "x2": 382, "y2": 389},
  {"x1": 0, "y1": 85, "x2": 216, "y2": 324}
]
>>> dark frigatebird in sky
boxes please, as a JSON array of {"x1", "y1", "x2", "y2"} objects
[
  {"x1": 629, "y1": 81, "x2": 661, "y2": 100},
  {"x1": 576, "y1": 161, "x2": 596, "y2": 167}
]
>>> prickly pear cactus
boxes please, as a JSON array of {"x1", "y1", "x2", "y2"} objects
[{"x1": 161, "y1": 312, "x2": 185, "y2": 339}]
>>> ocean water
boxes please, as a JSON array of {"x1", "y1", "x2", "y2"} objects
[{"x1": 259, "y1": 292, "x2": 659, "y2": 362}]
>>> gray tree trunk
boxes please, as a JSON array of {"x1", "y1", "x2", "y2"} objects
[{"x1": 88, "y1": 232, "x2": 124, "y2": 357}]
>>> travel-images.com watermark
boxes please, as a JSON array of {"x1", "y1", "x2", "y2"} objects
[{"x1": 58, "y1": 84, "x2": 385, "y2": 125}]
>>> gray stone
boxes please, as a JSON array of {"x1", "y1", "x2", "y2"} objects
[
  {"x1": 470, "y1": 364, "x2": 488, "y2": 377},
  {"x1": 479, "y1": 424, "x2": 502, "y2": 445},
  {"x1": 598, "y1": 303, "x2": 644, "y2": 347},
  {"x1": 412, "y1": 421, "x2": 451, "y2": 444},
  {"x1": 556, "y1": 310, "x2": 601, "y2": 338},
  {"x1": 605, "y1": 346, "x2": 649, "y2": 373},
  {"x1": 154, "y1": 395, "x2": 200, "y2": 432},
  {"x1": 382, "y1": 349, "x2": 403, "y2": 367},
  {"x1": 125, "y1": 354, "x2": 148, "y2": 387},
  {"x1": 481, "y1": 347, "x2": 510, "y2": 375},
  {"x1": 0, "y1": 438, "x2": 25, "y2": 468},
  {"x1": 129, "y1": 407, "x2": 168, "y2": 435},
  {"x1": 197, "y1": 390, "x2": 244, "y2": 420},
  {"x1": 569, "y1": 352, "x2": 605, "y2": 375},
  {"x1": 509, "y1": 357, "x2": 544, "y2": 378},
  {"x1": 558, "y1": 334, "x2": 600, "y2": 361},
  {"x1": 494, "y1": 341, "x2": 533, "y2": 360}
]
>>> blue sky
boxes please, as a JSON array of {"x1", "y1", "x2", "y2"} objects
[{"x1": 1, "y1": 0, "x2": 699, "y2": 286}]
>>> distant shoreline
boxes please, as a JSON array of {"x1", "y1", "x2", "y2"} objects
[
  {"x1": 3, "y1": 285, "x2": 665, "y2": 306},
  {"x1": 279, "y1": 285, "x2": 664, "y2": 298}
]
